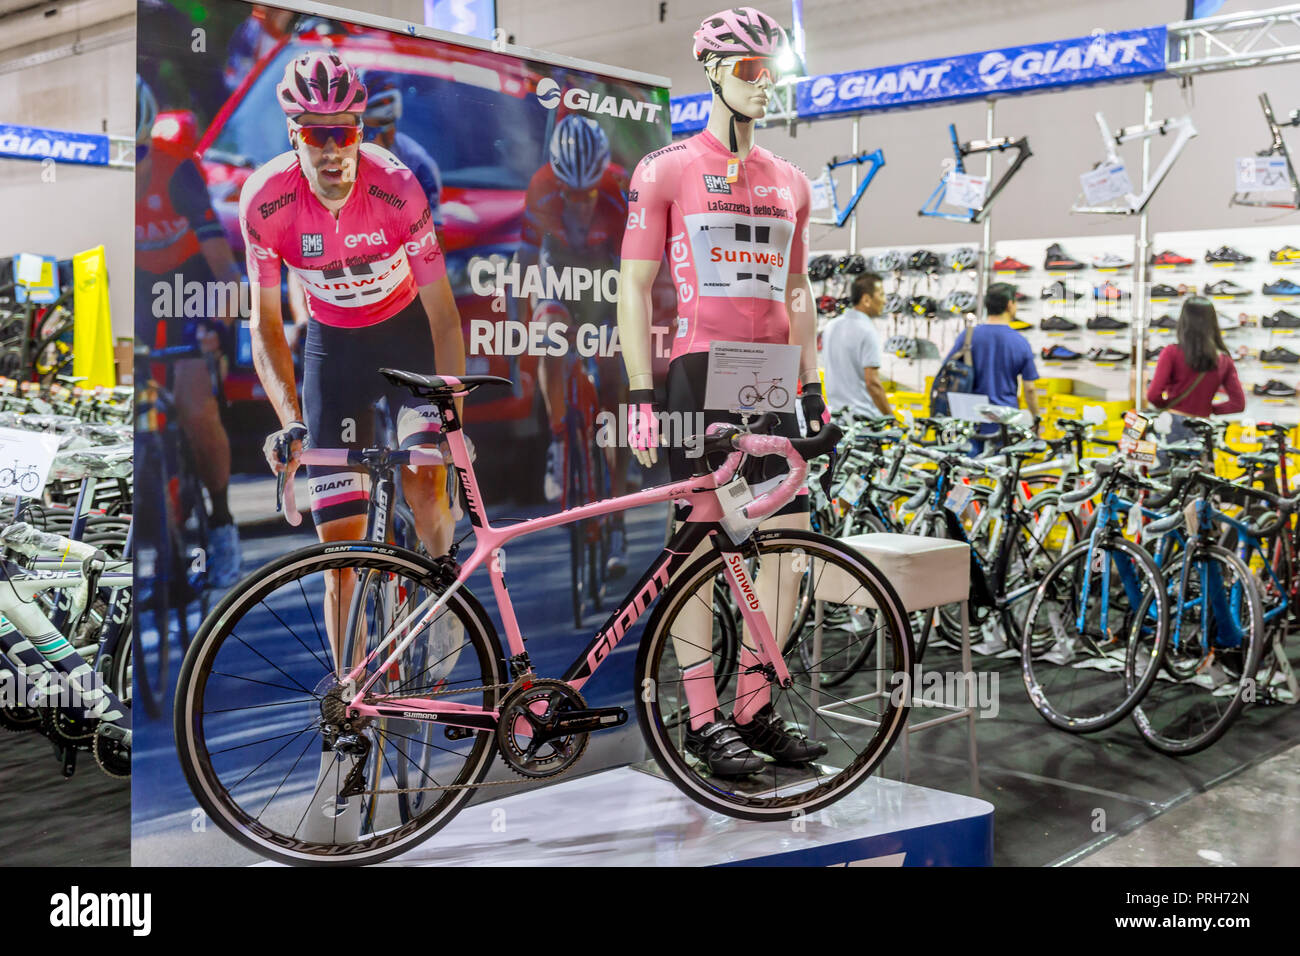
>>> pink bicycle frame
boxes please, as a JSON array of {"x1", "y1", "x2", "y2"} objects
[{"x1": 312, "y1": 377, "x2": 811, "y2": 731}]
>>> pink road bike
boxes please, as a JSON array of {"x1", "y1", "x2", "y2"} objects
[{"x1": 174, "y1": 370, "x2": 913, "y2": 866}]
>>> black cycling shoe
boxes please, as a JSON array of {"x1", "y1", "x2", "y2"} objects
[
  {"x1": 1263, "y1": 309, "x2": 1300, "y2": 328},
  {"x1": 1205, "y1": 245, "x2": 1254, "y2": 264},
  {"x1": 1087, "y1": 314, "x2": 1129, "y2": 331},
  {"x1": 684, "y1": 714, "x2": 766, "y2": 777},
  {"x1": 1040, "y1": 315, "x2": 1078, "y2": 331},
  {"x1": 734, "y1": 703, "x2": 828, "y2": 765},
  {"x1": 1152, "y1": 313, "x2": 1178, "y2": 329},
  {"x1": 1260, "y1": 347, "x2": 1300, "y2": 364}
]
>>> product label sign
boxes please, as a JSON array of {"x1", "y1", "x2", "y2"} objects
[
  {"x1": 703, "y1": 341, "x2": 800, "y2": 414},
  {"x1": 944, "y1": 483, "x2": 975, "y2": 514},
  {"x1": 810, "y1": 172, "x2": 834, "y2": 212},
  {"x1": 0, "y1": 426, "x2": 61, "y2": 499},
  {"x1": 944, "y1": 171, "x2": 988, "y2": 210},
  {"x1": 1080, "y1": 162, "x2": 1133, "y2": 205},
  {"x1": 1235, "y1": 156, "x2": 1290, "y2": 192}
]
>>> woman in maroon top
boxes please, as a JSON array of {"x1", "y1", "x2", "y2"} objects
[{"x1": 1146, "y1": 297, "x2": 1245, "y2": 456}]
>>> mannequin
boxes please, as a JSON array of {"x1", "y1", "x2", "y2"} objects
[{"x1": 616, "y1": 7, "x2": 828, "y2": 776}]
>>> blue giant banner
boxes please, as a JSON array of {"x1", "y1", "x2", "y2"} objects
[
  {"x1": 0, "y1": 123, "x2": 110, "y2": 165},
  {"x1": 671, "y1": 26, "x2": 1168, "y2": 135}
]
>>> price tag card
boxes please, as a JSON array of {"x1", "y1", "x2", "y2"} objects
[
  {"x1": 704, "y1": 341, "x2": 801, "y2": 414},
  {"x1": 944, "y1": 483, "x2": 975, "y2": 514},
  {"x1": 944, "y1": 171, "x2": 988, "y2": 210},
  {"x1": 0, "y1": 425, "x2": 61, "y2": 498},
  {"x1": 810, "y1": 172, "x2": 833, "y2": 211},
  {"x1": 1235, "y1": 156, "x2": 1289, "y2": 192},
  {"x1": 1080, "y1": 162, "x2": 1134, "y2": 205},
  {"x1": 1122, "y1": 410, "x2": 1151, "y2": 442},
  {"x1": 840, "y1": 473, "x2": 868, "y2": 506},
  {"x1": 717, "y1": 475, "x2": 762, "y2": 544},
  {"x1": 15, "y1": 253, "x2": 44, "y2": 285},
  {"x1": 1129, "y1": 439, "x2": 1158, "y2": 465}
]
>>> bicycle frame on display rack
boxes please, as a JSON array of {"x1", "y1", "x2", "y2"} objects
[
  {"x1": 1229, "y1": 92, "x2": 1300, "y2": 210},
  {"x1": 809, "y1": 148, "x2": 886, "y2": 229},
  {"x1": 1071, "y1": 111, "x2": 1199, "y2": 215},
  {"x1": 918, "y1": 124, "x2": 1032, "y2": 225}
]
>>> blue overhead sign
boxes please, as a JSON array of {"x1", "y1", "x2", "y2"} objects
[
  {"x1": 0, "y1": 123, "x2": 110, "y2": 165},
  {"x1": 671, "y1": 26, "x2": 1168, "y2": 135}
]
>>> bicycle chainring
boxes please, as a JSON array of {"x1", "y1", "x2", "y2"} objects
[
  {"x1": 0, "y1": 704, "x2": 41, "y2": 733},
  {"x1": 496, "y1": 679, "x2": 589, "y2": 778},
  {"x1": 92, "y1": 724, "x2": 130, "y2": 779}
]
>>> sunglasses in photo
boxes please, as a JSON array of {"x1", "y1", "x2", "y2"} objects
[{"x1": 291, "y1": 122, "x2": 362, "y2": 149}]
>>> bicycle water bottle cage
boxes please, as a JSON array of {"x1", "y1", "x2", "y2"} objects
[
  {"x1": 809, "y1": 148, "x2": 887, "y2": 229},
  {"x1": 1230, "y1": 93, "x2": 1300, "y2": 210},
  {"x1": 1071, "y1": 111, "x2": 1197, "y2": 215},
  {"x1": 918, "y1": 123, "x2": 1032, "y2": 223}
]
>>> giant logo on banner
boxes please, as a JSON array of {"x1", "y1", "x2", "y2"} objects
[
  {"x1": 671, "y1": 27, "x2": 1167, "y2": 134},
  {"x1": 796, "y1": 27, "x2": 1167, "y2": 116},
  {"x1": 0, "y1": 123, "x2": 110, "y2": 165}
]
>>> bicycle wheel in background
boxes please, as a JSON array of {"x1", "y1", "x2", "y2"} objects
[
  {"x1": 797, "y1": 512, "x2": 884, "y2": 686},
  {"x1": 1021, "y1": 536, "x2": 1168, "y2": 733},
  {"x1": 175, "y1": 542, "x2": 503, "y2": 866},
  {"x1": 637, "y1": 529, "x2": 913, "y2": 821},
  {"x1": 1128, "y1": 545, "x2": 1264, "y2": 756}
]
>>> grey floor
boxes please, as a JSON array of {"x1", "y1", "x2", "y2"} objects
[{"x1": 1074, "y1": 745, "x2": 1300, "y2": 867}]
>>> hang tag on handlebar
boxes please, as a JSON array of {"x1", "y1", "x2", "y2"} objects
[
  {"x1": 1183, "y1": 499, "x2": 1200, "y2": 537},
  {"x1": 1125, "y1": 501, "x2": 1142, "y2": 539},
  {"x1": 718, "y1": 476, "x2": 760, "y2": 544},
  {"x1": 944, "y1": 483, "x2": 975, "y2": 514}
]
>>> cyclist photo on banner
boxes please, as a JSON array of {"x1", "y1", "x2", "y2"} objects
[
  {"x1": 520, "y1": 113, "x2": 633, "y2": 574},
  {"x1": 618, "y1": 7, "x2": 829, "y2": 776},
  {"x1": 134, "y1": 74, "x2": 245, "y2": 590}
]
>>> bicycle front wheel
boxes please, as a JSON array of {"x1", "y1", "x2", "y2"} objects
[
  {"x1": 1129, "y1": 545, "x2": 1264, "y2": 756},
  {"x1": 636, "y1": 530, "x2": 913, "y2": 820},
  {"x1": 1021, "y1": 536, "x2": 1168, "y2": 733},
  {"x1": 175, "y1": 542, "x2": 504, "y2": 866}
]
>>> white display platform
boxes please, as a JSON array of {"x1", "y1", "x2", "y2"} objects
[{"x1": 382, "y1": 766, "x2": 994, "y2": 867}]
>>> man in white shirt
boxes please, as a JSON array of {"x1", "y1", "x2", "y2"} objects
[{"x1": 822, "y1": 271, "x2": 893, "y2": 417}]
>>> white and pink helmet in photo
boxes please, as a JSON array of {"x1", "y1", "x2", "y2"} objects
[
  {"x1": 692, "y1": 6, "x2": 790, "y2": 62},
  {"x1": 276, "y1": 50, "x2": 368, "y2": 116}
]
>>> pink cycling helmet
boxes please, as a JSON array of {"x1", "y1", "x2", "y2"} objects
[
  {"x1": 692, "y1": 7, "x2": 789, "y2": 61},
  {"x1": 276, "y1": 50, "x2": 367, "y2": 116}
]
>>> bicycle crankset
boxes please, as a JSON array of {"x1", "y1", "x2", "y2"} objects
[
  {"x1": 496, "y1": 679, "x2": 626, "y2": 778},
  {"x1": 92, "y1": 724, "x2": 130, "y2": 779},
  {"x1": 0, "y1": 704, "x2": 41, "y2": 733}
]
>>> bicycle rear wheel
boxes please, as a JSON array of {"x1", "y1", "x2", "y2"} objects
[
  {"x1": 636, "y1": 530, "x2": 913, "y2": 820},
  {"x1": 175, "y1": 542, "x2": 503, "y2": 866},
  {"x1": 1128, "y1": 545, "x2": 1264, "y2": 755}
]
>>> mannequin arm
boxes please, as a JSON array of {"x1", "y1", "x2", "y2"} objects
[{"x1": 618, "y1": 258, "x2": 662, "y2": 393}]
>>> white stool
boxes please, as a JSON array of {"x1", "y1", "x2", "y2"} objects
[{"x1": 812, "y1": 532, "x2": 979, "y2": 794}]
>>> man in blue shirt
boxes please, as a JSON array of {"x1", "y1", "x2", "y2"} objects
[{"x1": 940, "y1": 282, "x2": 1040, "y2": 448}]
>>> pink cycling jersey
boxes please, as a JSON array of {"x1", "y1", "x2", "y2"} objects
[
  {"x1": 621, "y1": 129, "x2": 811, "y2": 363},
  {"x1": 239, "y1": 143, "x2": 447, "y2": 328}
]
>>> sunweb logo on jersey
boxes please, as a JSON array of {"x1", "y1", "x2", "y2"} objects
[
  {"x1": 534, "y1": 78, "x2": 663, "y2": 125},
  {"x1": 809, "y1": 76, "x2": 836, "y2": 108}
]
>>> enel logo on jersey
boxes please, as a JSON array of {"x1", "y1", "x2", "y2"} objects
[{"x1": 345, "y1": 229, "x2": 387, "y2": 248}]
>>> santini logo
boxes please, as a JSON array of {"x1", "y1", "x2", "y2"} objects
[
  {"x1": 534, "y1": 77, "x2": 663, "y2": 124},
  {"x1": 702, "y1": 174, "x2": 731, "y2": 194},
  {"x1": 50, "y1": 886, "x2": 151, "y2": 936}
]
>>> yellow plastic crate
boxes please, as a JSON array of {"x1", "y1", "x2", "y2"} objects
[
  {"x1": 890, "y1": 390, "x2": 929, "y2": 415},
  {"x1": 1033, "y1": 377, "x2": 1074, "y2": 401},
  {"x1": 1223, "y1": 423, "x2": 1265, "y2": 454},
  {"x1": 1048, "y1": 395, "x2": 1131, "y2": 421}
]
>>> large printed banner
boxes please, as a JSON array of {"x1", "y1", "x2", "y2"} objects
[
  {"x1": 672, "y1": 26, "x2": 1168, "y2": 134},
  {"x1": 134, "y1": 0, "x2": 671, "y2": 865}
]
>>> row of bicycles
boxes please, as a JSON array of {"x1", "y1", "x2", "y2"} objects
[
  {"x1": 0, "y1": 273, "x2": 79, "y2": 385},
  {"x1": 809, "y1": 403, "x2": 1299, "y2": 756},
  {"x1": 0, "y1": 377, "x2": 133, "y2": 778}
]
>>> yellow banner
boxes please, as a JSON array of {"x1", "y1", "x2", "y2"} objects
[{"x1": 72, "y1": 245, "x2": 114, "y2": 387}]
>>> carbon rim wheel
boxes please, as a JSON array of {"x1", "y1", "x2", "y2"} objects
[
  {"x1": 636, "y1": 530, "x2": 913, "y2": 820},
  {"x1": 175, "y1": 543, "x2": 503, "y2": 865}
]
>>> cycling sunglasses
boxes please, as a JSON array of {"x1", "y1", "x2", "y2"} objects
[
  {"x1": 726, "y1": 56, "x2": 783, "y2": 85},
  {"x1": 292, "y1": 122, "x2": 362, "y2": 149}
]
